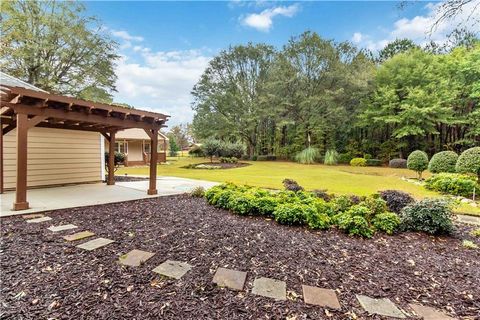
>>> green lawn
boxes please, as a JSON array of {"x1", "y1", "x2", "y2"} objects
[{"x1": 118, "y1": 157, "x2": 480, "y2": 216}]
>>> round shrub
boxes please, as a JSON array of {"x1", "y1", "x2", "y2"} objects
[
  {"x1": 372, "y1": 212, "x2": 400, "y2": 235},
  {"x1": 337, "y1": 214, "x2": 374, "y2": 238},
  {"x1": 314, "y1": 199, "x2": 336, "y2": 217},
  {"x1": 378, "y1": 190, "x2": 415, "y2": 214},
  {"x1": 366, "y1": 159, "x2": 383, "y2": 167},
  {"x1": 389, "y1": 158, "x2": 407, "y2": 168},
  {"x1": 283, "y1": 179, "x2": 304, "y2": 192},
  {"x1": 425, "y1": 173, "x2": 478, "y2": 198},
  {"x1": 188, "y1": 145, "x2": 204, "y2": 157},
  {"x1": 306, "y1": 211, "x2": 331, "y2": 230},
  {"x1": 273, "y1": 203, "x2": 315, "y2": 225},
  {"x1": 407, "y1": 150, "x2": 429, "y2": 179},
  {"x1": 214, "y1": 189, "x2": 238, "y2": 209},
  {"x1": 346, "y1": 205, "x2": 371, "y2": 218},
  {"x1": 428, "y1": 151, "x2": 458, "y2": 173},
  {"x1": 400, "y1": 198, "x2": 454, "y2": 235},
  {"x1": 254, "y1": 196, "x2": 279, "y2": 216},
  {"x1": 360, "y1": 196, "x2": 387, "y2": 218},
  {"x1": 228, "y1": 193, "x2": 256, "y2": 215},
  {"x1": 337, "y1": 153, "x2": 353, "y2": 164},
  {"x1": 350, "y1": 158, "x2": 367, "y2": 167},
  {"x1": 332, "y1": 195, "x2": 354, "y2": 213},
  {"x1": 456, "y1": 147, "x2": 480, "y2": 182}
]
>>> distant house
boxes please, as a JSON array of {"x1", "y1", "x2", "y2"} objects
[{"x1": 106, "y1": 128, "x2": 168, "y2": 166}]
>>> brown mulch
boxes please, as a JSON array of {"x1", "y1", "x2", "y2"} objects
[{"x1": 0, "y1": 195, "x2": 479, "y2": 320}]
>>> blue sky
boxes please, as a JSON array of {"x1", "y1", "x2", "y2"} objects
[{"x1": 82, "y1": 1, "x2": 478, "y2": 127}]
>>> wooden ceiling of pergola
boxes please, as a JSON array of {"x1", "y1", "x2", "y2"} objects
[{"x1": 0, "y1": 85, "x2": 169, "y2": 134}]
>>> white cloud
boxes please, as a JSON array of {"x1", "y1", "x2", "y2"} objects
[
  {"x1": 113, "y1": 47, "x2": 212, "y2": 126},
  {"x1": 242, "y1": 4, "x2": 299, "y2": 32},
  {"x1": 110, "y1": 29, "x2": 144, "y2": 42},
  {"x1": 352, "y1": 0, "x2": 480, "y2": 51}
]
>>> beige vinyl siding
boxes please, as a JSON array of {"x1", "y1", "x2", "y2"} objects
[
  {"x1": 3, "y1": 127, "x2": 102, "y2": 189},
  {"x1": 127, "y1": 141, "x2": 143, "y2": 161}
]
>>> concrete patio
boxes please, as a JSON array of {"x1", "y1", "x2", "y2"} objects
[{"x1": 0, "y1": 176, "x2": 218, "y2": 217}]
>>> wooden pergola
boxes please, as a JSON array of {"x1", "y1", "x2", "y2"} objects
[{"x1": 0, "y1": 85, "x2": 169, "y2": 210}]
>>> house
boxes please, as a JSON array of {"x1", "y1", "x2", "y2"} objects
[
  {"x1": 107, "y1": 128, "x2": 168, "y2": 166},
  {"x1": 0, "y1": 72, "x2": 169, "y2": 210}
]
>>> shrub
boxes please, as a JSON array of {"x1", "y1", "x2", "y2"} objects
[
  {"x1": 462, "y1": 240, "x2": 478, "y2": 249},
  {"x1": 254, "y1": 196, "x2": 279, "y2": 216},
  {"x1": 378, "y1": 190, "x2": 415, "y2": 214},
  {"x1": 456, "y1": 147, "x2": 480, "y2": 183},
  {"x1": 104, "y1": 151, "x2": 125, "y2": 167},
  {"x1": 324, "y1": 149, "x2": 339, "y2": 165},
  {"x1": 389, "y1": 158, "x2": 407, "y2": 168},
  {"x1": 428, "y1": 151, "x2": 458, "y2": 173},
  {"x1": 214, "y1": 189, "x2": 238, "y2": 208},
  {"x1": 470, "y1": 228, "x2": 480, "y2": 237},
  {"x1": 337, "y1": 214, "x2": 374, "y2": 238},
  {"x1": 220, "y1": 141, "x2": 245, "y2": 158},
  {"x1": 228, "y1": 193, "x2": 256, "y2": 215},
  {"x1": 188, "y1": 145, "x2": 204, "y2": 157},
  {"x1": 401, "y1": 198, "x2": 454, "y2": 235},
  {"x1": 366, "y1": 159, "x2": 382, "y2": 167},
  {"x1": 311, "y1": 189, "x2": 332, "y2": 201},
  {"x1": 346, "y1": 205, "x2": 372, "y2": 218},
  {"x1": 306, "y1": 210, "x2": 331, "y2": 230},
  {"x1": 314, "y1": 199, "x2": 336, "y2": 216},
  {"x1": 257, "y1": 155, "x2": 277, "y2": 161},
  {"x1": 332, "y1": 195, "x2": 353, "y2": 213},
  {"x1": 372, "y1": 212, "x2": 400, "y2": 235},
  {"x1": 295, "y1": 147, "x2": 319, "y2": 164},
  {"x1": 350, "y1": 158, "x2": 367, "y2": 167},
  {"x1": 273, "y1": 203, "x2": 314, "y2": 225},
  {"x1": 202, "y1": 139, "x2": 223, "y2": 162},
  {"x1": 425, "y1": 173, "x2": 478, "y2": 198},
  {"x1": 220, "y1": 157, "x2": 238, "y2": 164},
  {"x1": 407, "y1": 150, "x2": 429, "y2": 179},
  {"x1": 360, "y1": 196, "x2": 387, "y2": 218},
  {"x1": 283, "y1": 179, "x2": 304, "y2": 192},
  {"x1": 190, "y1": 186, "x2": 205, "y2": 198},
  {"x1": 338, "y1": 153, "x2": 353, "y2": 164}
]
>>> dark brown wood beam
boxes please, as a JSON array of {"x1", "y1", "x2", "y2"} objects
[{"x1": 13, "y1": 113, "x2": 29, "y2": 210}]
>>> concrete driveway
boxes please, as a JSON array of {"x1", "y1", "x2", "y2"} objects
[{"x1": 0, "y1": 177, "x2": 218, "y2": 217}]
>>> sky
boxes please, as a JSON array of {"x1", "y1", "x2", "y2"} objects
[{"x1": 83, "y1": 0, "x2": 480, "y2": 127}]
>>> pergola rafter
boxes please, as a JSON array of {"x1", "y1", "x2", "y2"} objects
[{"x1": 0, "y1": 85, "x2": 169, "y2": 210}]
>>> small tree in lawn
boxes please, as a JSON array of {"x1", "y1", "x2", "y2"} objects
[
  {"x1": 407, "y1": 150, "x2": 429, "y2": 180},
  {"x1": 202, "y1": 139, "x2": 222, "y2": 163},
  {"x1": 456, "y1": 147, "x2": 480, "y2": 183},
  {"x1": 169, "y1": 139, "x2": 179, "y2": 157}
]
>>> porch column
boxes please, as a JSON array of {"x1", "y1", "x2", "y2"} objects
[
  {"x1": 107, "y1": 131, "x2": 116, "y2": 185},
  {"x1": 13, "y1": 113, "x2": 29, "y2": 210},
  {"x1": 0, "y1": 120, "x2": 3, "y2": 194},
  {"x1": 148, "y1": 129, "x2": 158, "y2": 195}
]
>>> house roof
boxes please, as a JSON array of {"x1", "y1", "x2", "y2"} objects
[
  {"x1": 116, "y1": 128, "x2": 169, "y2": 141},
  {"x1": 0, "y1": 72, "x2": 47, "y2": 92}
]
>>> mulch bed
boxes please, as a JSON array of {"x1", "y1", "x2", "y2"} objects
[
  {"x1": 183, "y1": 162, "x2": 250, "y2": 169},
  {"x1": 1, "y1": 195, "x2": 479, "y2": 319},
  {"x1": 113, "y1": 175, "x2": 149, "y2": 182}
]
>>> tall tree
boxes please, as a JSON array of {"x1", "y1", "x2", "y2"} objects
[
  {"x1": 377, "y1": 39, "x2": 419, "y2": 62},
  {"x1": 0, "y1": 0, "x2": 119, "y2": 103},
  {"x1": 168, "y1": 124, "x2": 191, "y2": 150}
]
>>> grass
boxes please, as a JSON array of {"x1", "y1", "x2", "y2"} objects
[{"x1": 117, "y1": 157, "x2": 480, "y2": 216}]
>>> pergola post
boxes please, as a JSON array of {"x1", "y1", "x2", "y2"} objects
[
  {"x1": 148, "y1": 129, "x2": 158, "y2": 195},
  {"x1": 107, "y1": 131, "x2": 116, "y2": 185},
  {"x1": 13, "y1": 113, "x2": 29, "y2": 210},
  {"x1": 0, "y1": 120, "x2": 3, "y2": 194}
]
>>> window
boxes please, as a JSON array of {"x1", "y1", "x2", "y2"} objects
[
  {"x1": 115, "y1": 141, "x2": 128, "y2": 154},
  {"x1": 144, "y1": 142, "x2": 151, "y2": 153}
]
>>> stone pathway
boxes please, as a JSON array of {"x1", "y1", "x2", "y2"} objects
[
  {"x1": 302, "y1": 285, "x2": 341, "y2": 309},
  {"x1": 213, "y1": 267, "x2": 247, "y2": 291},
  {"x1": 25, "y1": 216, "x2": 52, "y2": 223},
  {"x1": 356, "y1": 295, "x2": 406, "y2": 318},
  {"x1": 76, "y1": 238, "x2": 115, "y2": 251},
  {"x1": 23, "y1": 216, "x2": 460, "y2": 319},
  {"x1": 119, "y1": 249, "x2": 155, "y2": 267},
  {"x1": 47, "y1": 224, "x2": 78, "y2": 232},
  {"x1": 152, "y1": 260, "x2": 192, "y2": 279},
  {"x1": 252, "y1": 277, "x2": 286, "y2": 300},
  {"x1": 63, "y1": 231, "x2": 95, "y2": 242}
]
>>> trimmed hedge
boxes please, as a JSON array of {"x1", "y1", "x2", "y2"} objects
[
  {"x1": 350, "y1": 158, "x2": 367, "y2": 166},
  {"x1": 425, "y1": 173, "x2": 478, "y2": 198},
  {"x1": 389, "y1": 158, "x2": 407, "y2": 168},
  {"x1": 401, "y1": 198, "x2": 454, "y2": 235},
  {"x1": 456, "y1": 147, "x2": 480, "y2": 182},
  {"x1": 366, "y1": 159, "x2": 382, "y2": 167},
  {"x1": 428, "y1": 151, "x2": 458, "y2": 173}
]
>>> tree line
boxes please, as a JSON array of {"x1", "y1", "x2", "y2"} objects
[{"x1": 191, "y1": 32, "x2": 479, "y2": 161}]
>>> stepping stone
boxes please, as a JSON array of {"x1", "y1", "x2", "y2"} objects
[
  {"x1": 356, "y1": 295, "x2": 406, "y2": 318},
  {"x1": 47, "y1": 224, "x2": 77, "y2": 232},
  {"x1": 63, "y1": 231, "x2": 95, "y2": 242},
  {"x1": 409, "y1": 304, "x2": 456, "y2": 320},
  {"x1": 213, "y1": 267, "x2": 247, "y2": 291},
  {"x1": 119, "y1": 249, "x2": 155, "y2": 267},
  {"x1": 302, "y1": 285, "x2": 341, "y2": 309},
  {"x1": 152, "y1": 260, "x2": 192, "y2": 279},
  {"x1": 26, "y1": 216, "x2": 52, "y2": 223},
  {"x1": 76, "y1": 238, "x2": 115, "y2": 251},
  {"x1": 252, "y1": 277, "x2": 286, "y2": 300},
  {"x1": 22, "y1": 213, "x2": 44, "y2": 219}
]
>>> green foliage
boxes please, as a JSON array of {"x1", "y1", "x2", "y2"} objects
[
  {"x1": 202, "y1": 139, "x2": 223, "y2": 162},
  {"x1": 190, "y1": 186, "x2": 205, "y2": 198},
  {"x1": 346, "y1": 205, "x2": 372, "y2": 218},
  {"x1": 189, "y1": 145, "x2": 204, "y2": 157},
  {"x1": 313, "y1": 199, "x2": 336, "y2": 216},
  {"x1": 470, "y1": 228, "x2": 480, "y2": 237},
  {"x1": 407, "y1": 150, "x2": 429, "y2": 179},
  {"x1": 254, "y1": 196, "x2": 279, "y2": 216},
  {"x1": 169, "y1": 139, "x2": 180, "y2": 157},
  {"x1": 337, "y1": 153, "x2": 353, "y2": 164},
  {"x1": 306, "y1": 210, "x2": 331, "y2": 230},
  {"x1": 228, "y1": 193, "x2": 256, "y2": 215},
  {"x1": 324, "y1": 149, "x2": 339, "y2": 165},
  {"x1": 360, "y1": 195, "x2": 388, "y2": 218},
  {"x1": 220, "y1": 157, "x2": 238, "y2": 164},
  {"x1": 456, "y1": 147, "x2": 480, "y2": 182},
  {"x1": 350, "y1": 158, "x2": 367, "y2": 167},
  {"x1": 462, "y1": 240, "x2": 478, "y2": 249},
  {"x1": 372, "y1": 212, "x2": 401, "y2": 235},
  {"x1": 366, "y1": 159, "x2": 383, "y2": 167},
  {"x1": 295, "y1": 147, "x2": 319, "y2": 164},
  {"x1": 273, "y1": 203, "x2": 314, "y2": 225},
  {"x1": 401, "y1": 198, "x2": 454, "y2": 235},
  {"x1": 428, "y1": 151, "x2": 458, "y2": 173},
  {"x1": 377, "y1": 39, "x2": 419, "y2": 62},
  {"x1": 332, "y1": 195, "x2": 354, "y2": 213},
  {"x1": 1, "y1": 1, "x2": 118, "y2": 103},
  {"x1": 425, "y1": 173, "x2": 479, "y2": 198},
  {"x1": 220, "y1": 142, "x2": 245, "y2": 158},
  {"x1": 337, "y1": 214, "x2": 374, "y2": 238}
]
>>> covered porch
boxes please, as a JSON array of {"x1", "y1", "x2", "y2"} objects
[{"x1": 0, "y1": 85, "x2": 169, "y2": 211}]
